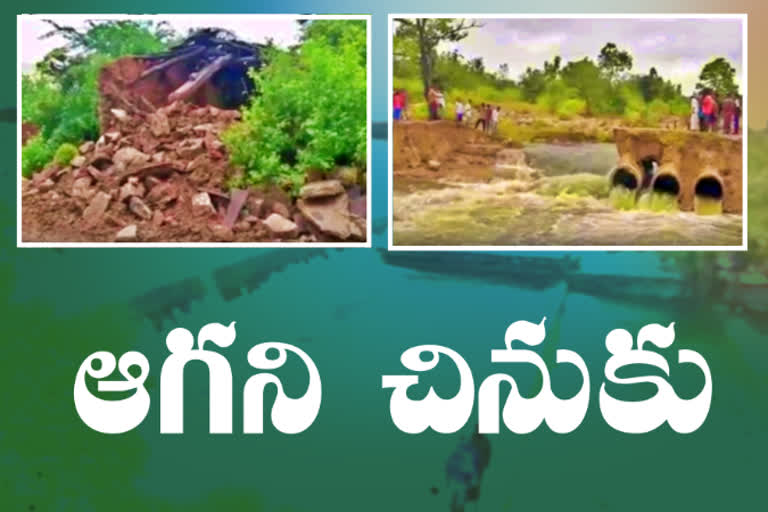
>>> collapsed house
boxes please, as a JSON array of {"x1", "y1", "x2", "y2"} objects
[
  {"x1": 22, "y1": 29, "x2": 367, "y2": 243},
  {"x1": 99, "y1": 29, "x2": 264, "y2": 130}
]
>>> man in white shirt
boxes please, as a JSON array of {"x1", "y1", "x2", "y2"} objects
[
  {"x1": 690, "y1": 95, "x2": 700, "y2": 131},
  {"x1": 455, "y1": 99, "x2": 465, "y2": 123}
]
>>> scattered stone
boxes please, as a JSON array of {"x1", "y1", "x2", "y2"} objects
[
  {"x1": 71, "y1": 156, "x2": 86, "y2": 168},
  {"x1": 86, "y1": 166, "x2": 106, "y2": 180},
  {"x1": 113, "y1": 147, "x2": 150, "y2": 173},
  {"x1": 300, "y1": 179, "x2": 344, "y2": 199},
  {"x1": 128, "y1": 196, "x2": 153, "y2": 220},
  {"x1": 115, "y1": 224, "x2": 137, "y2": 242},
  {"x1": 146, "y1": 182, "x2": 178, "y2": 207},
  {"x1": 119, "y1": 178, "x2": 146, "y2": 202},
  {"x1": 71, "y1": 177, "x2": 95, "y2": 199},
  {"x1": 292, "y1": 213, "x2": 313, "y2": 234},
  {"x1": 209, "y1": 223, "x2": 234, "y2": 242},
  {"x1": 191, "y1": 192, "x2": 215, "y2": 215},
  {"x1": 427, "y1": 159, "x2": 441, "y2": 171},
  {"x1": 349, "y1": 215, "x2": 366, "y2": 240},
  {"x1": 111, "y1": 108, "x2": 129, "y2": 122},
  {"x1": 271, "y1": 201, "x2": 292, "y2": 219},
  {"x1": 186, "y1": 153, "x2": 209, "y2": 172},
  {"x1": 193, "y1": 123, "x2": 216, "y2": 134},
  {"x1": 79, "y1": 141, "x2": 94, "y2": 154},
  {"x1": 233, "y1": 220, "x2": 251, "y2": 233},
  {"x1": 263, "y1": 213, "x2": 298, "y2": 237},
  {"x1": 147, "y1": 111, "x2": 171, "y2": 136},
  {"x1": 176, "y1": 138, "x2": 205, "y2": 159},
  {"x1": 297, "y1": 194, "x2": 354, "y2": 240},
  {"x1": 204, "y1": 132, "x2": 225, "y2": 154},
  {"x1": 38, "y1": 179, "x2": 55, "y2": 192},
  {"x1": 125, "y1": 162, "x2": 181, "y2": 181},
  {"x1": 83, "y1": 192, "x2": 111, "y2": 227},
  {"x1": 144, "y1": 176, "x2": 163, "y2": 190},
  {"x1": 104, "y1": 130, "x2": 121, "y2": 142},
  {"x1": 245, "y1": 196, "x2": 265, "y2": 218}
]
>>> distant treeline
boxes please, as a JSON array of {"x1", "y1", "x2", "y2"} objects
[{"x1": 394, "y1": 20, "x2": 739, "y2": 124}]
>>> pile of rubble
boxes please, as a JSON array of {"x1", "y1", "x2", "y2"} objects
[{"x1": 21, "y1": 102, "x2": 366, "y2": 243}]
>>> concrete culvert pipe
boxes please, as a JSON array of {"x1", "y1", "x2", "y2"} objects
[
  {"x1": 694, "y1": 174, "x2": 724, "y2": 215},
  {"x1": 651, "y1": 173, "x2": 681, "y2": 196},
  {"x1": 608, "y1": 163, "x2": 641, "y2": 191},
  {"x1": 695, "y1": 175, "x2": 724, "y2": 200}
]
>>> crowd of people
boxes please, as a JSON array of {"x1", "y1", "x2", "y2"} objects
[
  {"x1": 392, "y1": 86, "x2": 501, "y2": 135},
  {"x1": 395, "y1": 86, "x2": 744, "y2": 140},
  {"x1": 690, "y1": 90, "x2": 742, "y2": 135}
]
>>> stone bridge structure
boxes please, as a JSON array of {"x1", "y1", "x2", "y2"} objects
[{"x1": 608, "y1": 128, "x2": 743, "y2": 213}]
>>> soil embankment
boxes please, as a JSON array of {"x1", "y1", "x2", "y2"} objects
[{"x1": 393, "y1": 121, "x2": 511, "y2": 186}]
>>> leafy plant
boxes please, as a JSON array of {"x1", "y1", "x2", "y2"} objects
[
  {"x1": 223, "y1": 20, "x2": 367, "y2": 194},
  {"x1": 53, "y1": 142, "x2": 78, "y2": 166},
  {"x1": 21, "y1": 136, "x2": 54, "y2": 178}
]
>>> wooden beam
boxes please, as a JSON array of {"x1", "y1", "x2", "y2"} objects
[
  {"x1": 138, "y1": 46, "x2": 206, "y2": 81},
  {"x1": 167, "y1": 55, "x2": 232, "y2": 104}
]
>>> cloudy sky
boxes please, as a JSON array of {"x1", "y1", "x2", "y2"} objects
[
  {"x1": 438, "y1": 18, "x2": 743, "y2": 96},
  {"x1": 20, "y1": 15, "x2": 303, "y2": 66}
]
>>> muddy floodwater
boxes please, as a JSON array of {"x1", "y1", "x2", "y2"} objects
[{"x1": 393, "y1": 143, "x2": 743, "y2": 247}]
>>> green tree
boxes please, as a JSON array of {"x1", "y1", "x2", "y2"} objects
[
  {"x1": 561, "y1": 58, "x2": 614, "y2": 115},
  {"x1": 543, "y1": 55, "x2": 562, "y2": 77},
  {"x1": 394, "y1": 18, "x2": 482, "y2": 97},
  {"x1": 696, "y1": 57, "x2": 739, "y2": 95},
  {"x1": 598, "y1": 42, "x2": 633, "y2": 81},
  {"x1": 21, "y1": 20, "x2": 172, "y2": 176},
  {"x1": 519, "y1": 66, "x2": 548, "y2": 102}
]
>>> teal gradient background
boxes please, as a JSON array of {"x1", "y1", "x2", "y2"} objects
[{"x1": 3, "y1": 2, "x2": 768, "y2": 511}]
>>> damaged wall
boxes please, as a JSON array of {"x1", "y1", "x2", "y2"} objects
[{"x1": 99, "y1": 29, "x2": 262, "y2": 132}]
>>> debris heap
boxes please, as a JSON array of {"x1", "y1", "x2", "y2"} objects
[
  {"x1": 22, "y1": 102, "x2": 367, "y2": 243},
  {"x1": 99, "y1": 29, "x2": 264, "y2": 125}
]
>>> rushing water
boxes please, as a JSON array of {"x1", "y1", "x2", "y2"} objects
[{"x1": 393, "y1": 143, "x2": 743, "y2": 247}]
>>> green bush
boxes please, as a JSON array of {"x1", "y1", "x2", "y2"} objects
[
  {"x1": 556, "y1": 98, "x2": 587, "y2": 119},
  {"x1": 53, "y1": 143, "x2": 79, "y2": 166},
  {"x1": 223, "y1": 20, "x2": 367, "y2": 194},
  {"x1": 646, "y1": 98, "x2": 671, "y2": 125},
  {"x1": 22, "y1": 136, "x2": 55, "y2": 178}
]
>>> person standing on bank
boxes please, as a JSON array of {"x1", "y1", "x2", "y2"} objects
[
  {"x1": 690, "y1": 94, "x2": 700, "y2": 131},
  {"x1": 455, "y1": 99, "x2": 465, "y2": 124}
]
